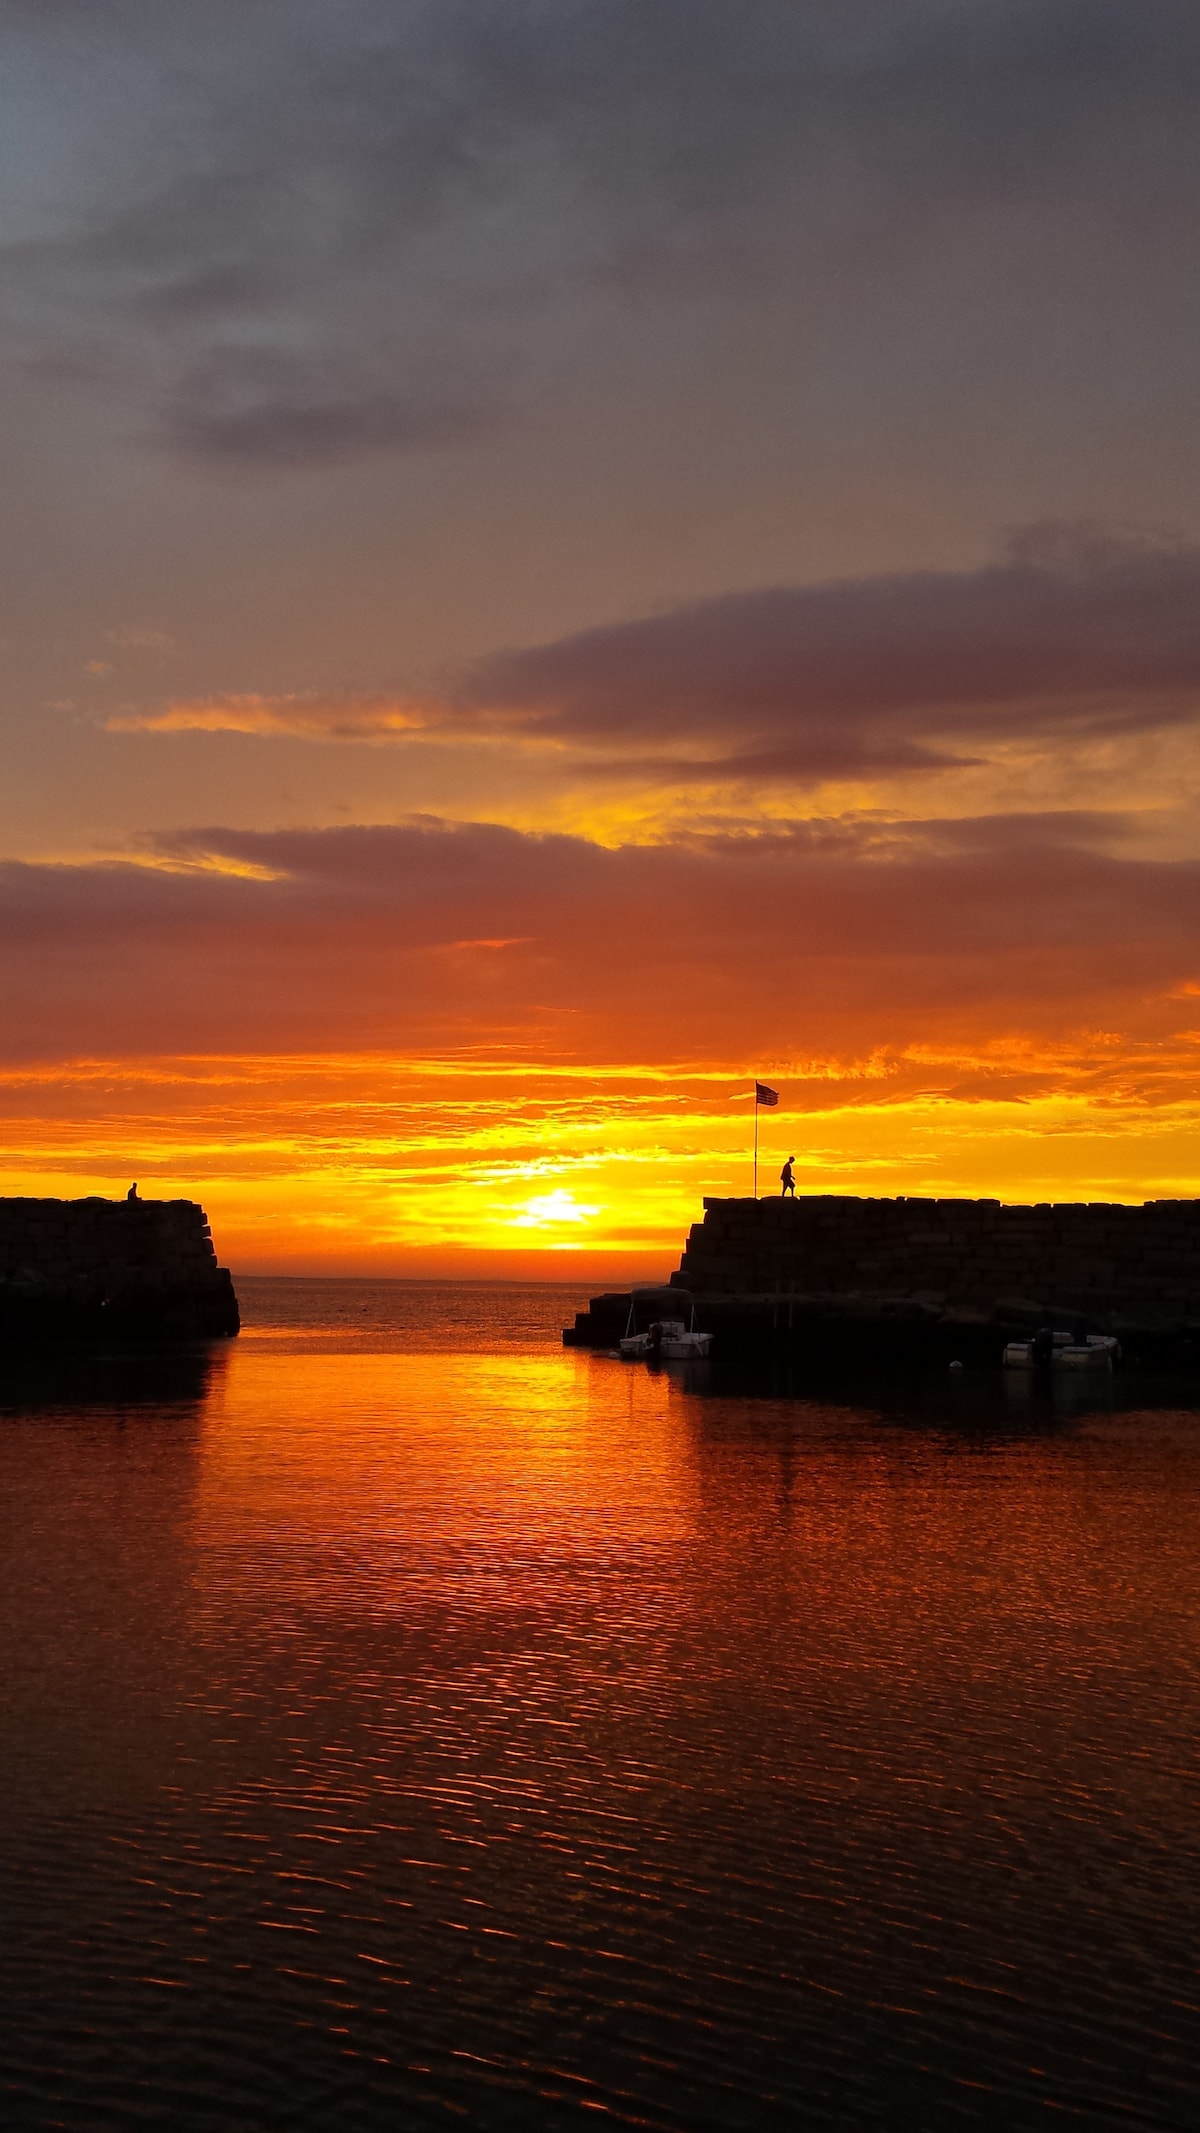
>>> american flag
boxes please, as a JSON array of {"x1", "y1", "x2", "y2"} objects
[{"x1": 755, "y1": 1081, "x2": 779, "y2": 1107}]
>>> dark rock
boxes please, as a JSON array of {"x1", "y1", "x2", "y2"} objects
[{"x1": 0, "y1": 1196, "x2": 239, "y2": 1349}]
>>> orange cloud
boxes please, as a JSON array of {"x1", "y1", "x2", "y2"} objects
[
  {"x1": 3, "y1": 814, "x2": 1200, "y2": 1066},
  {"x1": 2, "y1": 1044, "x2": 1199, "y2": 1275},
  {"x1": 3, "y1": 813, "x2": 1199, "y2": 1267},
  {"x1": 107, "y1": 693, "x2": 433, "y2": 739}
]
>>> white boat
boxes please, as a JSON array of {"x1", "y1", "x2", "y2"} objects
[
  {"x1": 1003, "y1": 1331, "x2": 1121, "y2": 1370},
  {"x1": 618, "y1": 1287, "x2": 712, "y2": 1361}
]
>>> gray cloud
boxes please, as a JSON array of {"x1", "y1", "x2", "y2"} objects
[
  {"x1": 124, "y1": 528, "x2": 1200, "y2": 788},
  {"x1": 457, "y1": 527, "x2": 1200, "y2": 774},
  {"x1": 165, "y1": 352, "x2": 493, "y2": 468},
  {"x1": 4, "y1": 1, "x2": 1199, "y2": 466}
]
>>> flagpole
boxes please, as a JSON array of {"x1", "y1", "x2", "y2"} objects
[{"x1": 753, "y1": 1080, "x2": 778, "y2": 1198}]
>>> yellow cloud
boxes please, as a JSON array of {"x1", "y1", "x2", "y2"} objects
[{"x1": 1, "y1": 1046, "x2": 1199, "y2": 1275}]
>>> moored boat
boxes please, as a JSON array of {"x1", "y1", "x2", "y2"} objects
[
  {"x1": 1003, "y1": 1330, "x2": 1121, "y2": 1370},
  {"x1": 617, "y1": 1286, "x2": 712, "y2": 1361}
]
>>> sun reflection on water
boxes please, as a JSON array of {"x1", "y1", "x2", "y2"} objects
[{"x1": 3, "y1": 1289, "x2": 1200, "y2": 2128}]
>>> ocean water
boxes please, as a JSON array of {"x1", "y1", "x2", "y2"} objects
[{"x1": 1, "y1": 1279, "x2": 1199, "y2": 2131}]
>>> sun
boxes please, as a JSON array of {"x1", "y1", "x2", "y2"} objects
[{"x1": 510, "y1": 1189, "x2": 600, "y2": 1232}]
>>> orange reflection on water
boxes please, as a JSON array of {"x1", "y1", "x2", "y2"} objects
[
  {"x1": 189, "y1": 1341, "x2": 1200, "y2": 1671},
  {"x1": 190, "y1": 1346, "x2": 696, "y2": 1608},
  {"x1": 6, "y1": 1312, "x2": 1200, "y2": 2125},
  {"x1": 177, "y1": 1335, "x2": 1200, "y2": 1931}
]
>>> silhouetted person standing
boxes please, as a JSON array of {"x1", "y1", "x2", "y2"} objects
[{"x1": 780, "y1": 1157, "x2": 796, "y2": 1197}]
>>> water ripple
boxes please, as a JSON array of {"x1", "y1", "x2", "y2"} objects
[{"x1": 2, "y1": 1285, "x2": 1199, "y2": 2128}]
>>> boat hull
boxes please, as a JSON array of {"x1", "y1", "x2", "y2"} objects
[
  {"x1": 1003, "y1": 1334, "x2": 1120, "y2": 1370},
  {"x1": 619, "y1": 1326, "x2": 712, "y2": 1361}
]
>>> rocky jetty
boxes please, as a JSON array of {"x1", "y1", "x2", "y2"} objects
[
  {"x1": 565, "y1": 1195, "x2": 1200, "y2": 1368},
  {"x1": 0, "y1": 1196, "x2": 239, "y2": 1347}
]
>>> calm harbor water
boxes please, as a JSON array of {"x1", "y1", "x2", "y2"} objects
[{"x1": 2, "y1": 1279, "x2": 1199, "y2": 2131}]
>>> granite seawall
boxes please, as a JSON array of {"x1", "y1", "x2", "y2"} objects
[
  {"x1": 0, "y1": 1196, "x2": 239, "y2": 1346},
  {"x1": 566, "y1": 1195, "x2": 1200, "y2": 1368}
]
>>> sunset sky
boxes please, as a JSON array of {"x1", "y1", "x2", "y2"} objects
[{"x1": 3, "y1": 0, "x2": 1200, "y2": 1273}]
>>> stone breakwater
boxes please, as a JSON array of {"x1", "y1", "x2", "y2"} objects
[
  {"x1": 0, "y1": 1197, "x2": 239, "y2": 1346},
  {"x1": 566, "y1": 1196, "x2": 1200, "y2": 1367}
]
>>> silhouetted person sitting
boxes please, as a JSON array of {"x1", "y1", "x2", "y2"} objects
[
  {"x1": 780, "y1": 1157, "x2": 796, "y2": 1197},
  {"x1": 126, "y1": 1182, "x2": 139, "y2": 1202}
]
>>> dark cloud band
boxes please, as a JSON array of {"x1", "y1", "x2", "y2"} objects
[
  {"x1": 2, "y1": 812, "x2": 1197, "y2": 1062},
  {"x1": 114, "y1": 530, "x2": 1200, "y2": 787}
]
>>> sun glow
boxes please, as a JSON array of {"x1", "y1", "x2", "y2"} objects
[
  {"x1": 511, "y1": 1188, "x2": 602, "y2": 1232},
  {"x1": 1, "y1": 1042, "x2": 1200, "y2": 1274}
]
